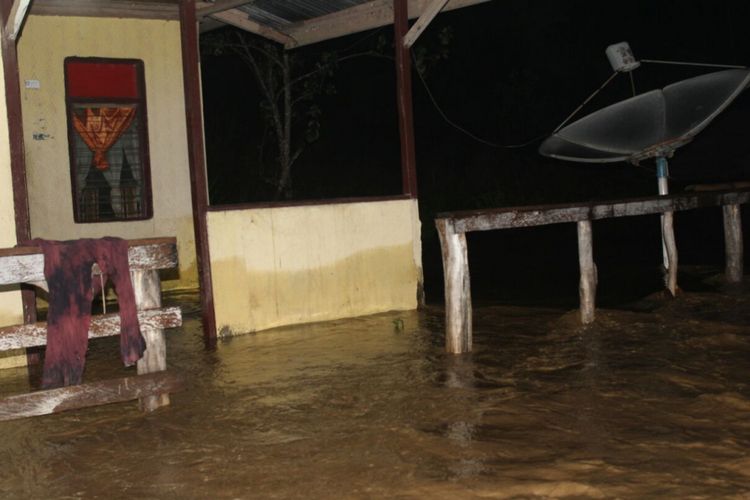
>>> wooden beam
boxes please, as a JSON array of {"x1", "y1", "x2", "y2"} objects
[
  {"x1": 209, "y1": 8, "x2": 295, "y2": 46},
  {"x1": 4, "y1": 0, "x2": 30, "y2": 40},
  {"x1": 403, "y1": 0, "x2": 448, "y2": 48},
  {"x1": 198, "y1": 16, "x2": 224, "y2": 33},
  {"x1": 179, "y1": 0, "x2": 218, "y2": 345},
  {"x1": 196, "y1": 0, "x2": 252, "y2": 18},
  {"x1": 437, "y1": 189, "x2": 750, "y2": 234},
  {"x1": 29, "y1": 0, "x2": 180, "y2": 19},
  {"x1": 394, "y1": 0, "x2": 418, "y2": 197},
  {"x1": 283, "y1": 0, "x2": 490, "y2": 49},
  {"x1": 0, "y1": 372, "x2": 184, "y2": 421},
  {"x1": 0, "y1": 307, "x2": 182, "y2": 350},
  {"x1": 0, "y1": 0, "x2": 34, "y2": 323}
]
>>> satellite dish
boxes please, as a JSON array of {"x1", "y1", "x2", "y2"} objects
[
  {"x1": 538, "y1": 43, "x2": 749, "y2": 296},
  {"x1": 539, "y1": 68, "x2": 750, "y2": 164}
]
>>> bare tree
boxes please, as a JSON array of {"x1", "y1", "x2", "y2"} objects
[
  {"x1": 204, "y1": 31, "x2": 338, "y2": 199},
  {"x1": 203, "y1": 27, "x2": 450, "y2": 200}
]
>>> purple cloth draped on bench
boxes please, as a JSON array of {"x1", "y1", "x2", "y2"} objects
[{"x1": 29, "y1": 238, "x2": 145, "y2": 389}]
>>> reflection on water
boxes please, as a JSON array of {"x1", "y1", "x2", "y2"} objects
[{"x1": 1, "y1": 269, "x2": 750, "y2": 498}]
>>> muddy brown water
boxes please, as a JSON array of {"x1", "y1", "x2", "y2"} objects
[{"x1": 1, "y1": 269, "x2": 750, "y2": 498}]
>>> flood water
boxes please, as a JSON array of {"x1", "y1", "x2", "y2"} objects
[{"x1": 1, "y1": 267, "x2": 750, "y2": 498}]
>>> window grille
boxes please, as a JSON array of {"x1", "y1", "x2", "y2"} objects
[{"x1": 65, "y1": 58, "x2": 153, "y2": 223}]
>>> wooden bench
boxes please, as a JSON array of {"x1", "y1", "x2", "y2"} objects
[
  {"x1": 0, "y1": 237, "x2": 183, "y2": 420},
  {"x1": 436, "y1": 189, "x2": 749, "y2": 354}
]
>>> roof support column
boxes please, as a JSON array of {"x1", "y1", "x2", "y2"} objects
[
  {"x1": 179, "y1": 0, "x2": 218, "y2": 346},
  {"x1": 1, "y1": 0, "x2": 34, "y2": 326},
  {"x1": 394, "y1": 0, "x2": 418, "y2": 197}
]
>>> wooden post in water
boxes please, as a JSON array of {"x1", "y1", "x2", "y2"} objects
[
  {"x1": 662, "y1": 210, "x2": 679, "y2": 295},
  {"x1": 131, "y1": 269, "x2": 169, "y2": 411},
  {"x1": 577, "y1": 220, "x2": 596, "y2": 324},
  {"x1": 657, "y1": 158, "x2": 679, "y2": 296},
  {"x1": 436, "y1": 219, "x2": 472, "y2": 354},
  {"x1": 723, "y1": 204, "x2": 743, "y2": 283}
]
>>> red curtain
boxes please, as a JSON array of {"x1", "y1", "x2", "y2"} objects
[{"x1": 72, "y1": 107, "x2": 136, "y2": 171}]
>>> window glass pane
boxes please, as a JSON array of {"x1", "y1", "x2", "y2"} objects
[{"x1": 71, "y1": 104, "x2": 146, "y2": 222}]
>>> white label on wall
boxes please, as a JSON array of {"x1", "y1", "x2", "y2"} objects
[{"x1": 25, "y1": 79, "x2": 40, "y2": 89}]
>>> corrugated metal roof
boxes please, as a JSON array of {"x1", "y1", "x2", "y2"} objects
[
  {"x1": 28, "y1": 0, "x2": 492, "y2": 48},
  {"x1": 239, "y1": 0, "x2": 372, "y2": 30}
]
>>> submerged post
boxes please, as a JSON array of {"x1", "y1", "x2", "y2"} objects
[
  {"x1": 577, "y1": 220, "x2": 597, "y2": 324},
  {"x1": 657, "y1": 157, "x2": 678, "y2": 295},
  {"x1": 131, "y1": 269, "x2": 169, "y2": 411},
  {"x1": 723, "y1": 204, "x2": 744, "y2": 283},
  {"x1": 436, "y1": 219, "x2": 472, "y2": 354}
]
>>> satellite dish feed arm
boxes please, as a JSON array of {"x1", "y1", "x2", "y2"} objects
[
  {"x1": 553, "y1": 71, "x2": 619, "y2": 133},
  {"x1": 640, "y1": 59, "x2": 746, "y2": 70}
]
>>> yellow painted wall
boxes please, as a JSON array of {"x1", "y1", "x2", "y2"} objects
[
  {"x1": 208, "y1": 198, "x2": 423, "y2": 336},
  {"x1": 0, "y1": 42, "x2": 25, "y2": 368},
  {"x1": 17, "y1": 15, "x2": 197, "y2": 290}
]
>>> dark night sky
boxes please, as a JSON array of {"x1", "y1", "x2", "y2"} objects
[
  {"x1": 201, "y1": 0, "x2": 750, "y2": 303},
  {"x1": 202, "y1": 0, "x2": 750, "y2": 202}
]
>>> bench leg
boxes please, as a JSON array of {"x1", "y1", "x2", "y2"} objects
[
  {"x1": 437, "y1": 220, "x2": 472, "y2": 354},
  {"x1": 723, "y1": 204, "x2": 743, "y2": 283},
  {"x1": 131, "y1": 269, "x2": 170, "y2": 411}
]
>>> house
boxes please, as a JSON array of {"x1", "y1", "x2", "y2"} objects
[{"x1": 0, "y1": 0, "x2": 488, "y2": 366}]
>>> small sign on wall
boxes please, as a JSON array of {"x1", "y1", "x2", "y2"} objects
[{"x1": 25, "y1": 79, "x2": 40, "y2": 89}]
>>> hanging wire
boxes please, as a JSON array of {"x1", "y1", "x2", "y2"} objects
[
  {"x1": 640, "y1": 59, "x2": 747, "y2": 69},
  {"x1": 629, "y1": 71, "x2": 637, "y2": 97},
  {"x1": 411, "y1": 51, "x2": 548, "y2": 148}
]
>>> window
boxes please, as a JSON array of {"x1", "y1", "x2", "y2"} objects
[{"x1": 65, "y1": 57, "x2": 152, "y2": 223}]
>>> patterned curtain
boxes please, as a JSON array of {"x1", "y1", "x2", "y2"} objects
[{"x1": 72, "y1": 107, "x2": 136, "y2": 171}]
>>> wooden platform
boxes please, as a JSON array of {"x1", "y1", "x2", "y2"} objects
[{"x1": 436, "y1": 189, "x2": 748, "y2": 354}]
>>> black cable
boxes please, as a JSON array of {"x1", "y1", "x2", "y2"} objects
[{"x1": 410, "y1": 51, "x2": 547, "y2": 149}]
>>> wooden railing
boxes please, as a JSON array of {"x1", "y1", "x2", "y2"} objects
[
  {"x1": 0, "y1": 237, "x2": 183, "y2": 420},
  {"x1": 436, "y1": 189, "x2": 749, "y2": 354}
]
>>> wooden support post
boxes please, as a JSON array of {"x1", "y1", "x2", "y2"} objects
[
  {"x1": 131, "y1": 269, "x2": 169, "y2": 411},
  {"x1": 656, "y1": 158, "x2": 678, "y2": 296},
  {"x1": 662, "y1": 211, "x2": 678, "y2": 296},
  {"x1": 180, "y1": 0, "x2": 218, "y2": 346},
  {"x1": 723, "y1": 203, "x2": 743, "y2": 283},
  {"x1": 436, "y1": 219, "x2": 471, "y2": 354},
  {"x1": 394, "y1": 0, "x2": 418, "y2": 197},
  {"x1": 577, "y1": 220, "x2": 596, "y2": 324}
]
